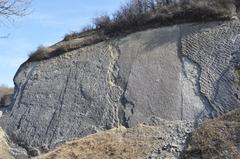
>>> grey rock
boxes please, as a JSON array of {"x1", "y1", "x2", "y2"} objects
[
  {"x1": 1, "y1": 21, "x2": 240, "y2": 155},
  {"x1": 181, "y1": 21, "x2": 240, "y2": 117},
  {"x1": 145, "y1": 119, "x2": 194, "y2": 159},
  {"x1": 4, "y1": 43, "x2": 121, "y2": 151}
]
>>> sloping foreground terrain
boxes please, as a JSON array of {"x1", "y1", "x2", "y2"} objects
[
  {"x1": 1, "y1": 20, "x2": 240, "y2": 158},
  {"x1": 0, "y1": 128, "x2": 13, "y2": 159},
  {"x1": 35, "y1": 121, "x2": 193, "y2": 159},
  {"x1": 0, "y1": 127, "x2": 28, "y2": 159},
  {"x1": 1, "y1": 110, "x2": 239, "y2": 159},
  {"x1": 182, "y1": 109, "x2": 240, "y2": 159},
  {"x1": 33, "y1": 109, "x2": 240, "y2": 159}
]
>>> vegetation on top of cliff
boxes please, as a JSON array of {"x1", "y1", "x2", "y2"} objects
[
  {"x1": 65, "y1": 0, "x2": 236, "y2": 40},
  {"x1": 181, "y1": 109, "x2": 240, "y2": 159},
  {"x1": 28, "y1": 0, "x2": 237, "y2": 62}
]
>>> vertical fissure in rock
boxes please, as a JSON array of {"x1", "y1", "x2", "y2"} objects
[
  {"x1": 119, "y1": 88, "x2": 135, "y2": 128},
  {"x1": 105, "y1": 41, "x2": 124, "y2": 128},
  {"x1": 48, "y1": 68, "x2": 72, "y2": 147}
]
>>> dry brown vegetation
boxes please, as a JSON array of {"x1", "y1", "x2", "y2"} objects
[
  {"x1": 34, "y1": 125, "x2": 162, "y2": 159},
  {"x1": 65, "y1": 0, "x2": 236, "y2": 40},
  {"x1": 28, "y1": 0, "x2": 238, "y2": 62},
  {"x1": 0, "y1": 128, "x2": 14, "y2": 159},
  {"x1": 181, "y1": 109, "x2": 240, "y2": 159},
  {"x1": 28, "y1": 31, "x2": 105, "y2": 62},
  {"x1": 95, "y1": 0, "x2": 234, "y2": 37},
  {"x1": 28, "y1": 46, "x2": 55, "y2": 62}
]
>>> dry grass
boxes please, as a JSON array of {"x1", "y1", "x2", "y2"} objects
[
  {"x1": 65, "y1": 0, "x2": 234, "y2": 39},
  {"x1": 28, "y1": 32, "x2": 105, "y2": 62},
  {"x1": 61, "y1": 0, "x2": 236, "y2": 43},
  {"x1": 0, "y1": 128, "x2": 14, "y2": 159},
  {"x1": 28, "y1": 46, "x2": 55, "y2": 61},
  {"x1": 28, "y1": 0, "x2": 237, "y2": 62},
  {"x1": 34, "y1": 125, "x2": 161, "y2": 159},
  {"x1": 181, "y1": 109, "x2": 240, "y2": 159},
  {"x1": 101, "y1": 0, "x2": 233, "y2": 37},
  {"x1": 63, "y1": 28, "x2": 96, "y2": 41}
]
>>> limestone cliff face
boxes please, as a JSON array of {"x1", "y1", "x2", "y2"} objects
[{"x1": 2, "y1": 21, "x2": 240, "y2": 153}]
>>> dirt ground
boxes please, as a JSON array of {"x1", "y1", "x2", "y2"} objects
[{"x1": 35, "y1": 125, "x2": 162, "y2": 159}]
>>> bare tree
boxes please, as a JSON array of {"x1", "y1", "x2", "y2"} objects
[
  {"x1": 93, "y1": 14, "x2": 111, "y2": 29},
  {"x1": 0, "y1": 0, "x2": 31, "y2": 19},
  {"x1": 0, "y1": 0, "x2": 31, "y2": 38}
]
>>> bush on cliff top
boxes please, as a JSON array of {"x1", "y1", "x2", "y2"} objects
[
  {"x1": 65, "y1": 0, "x2": 234, "y2": 39},
  {"x1": 28, "y1": 0, "x2": 236, "y2": 62}
]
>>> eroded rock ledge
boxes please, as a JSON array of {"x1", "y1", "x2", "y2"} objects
[{"x1": 1, "y1": 21, "x2": 240, "y2": 157}]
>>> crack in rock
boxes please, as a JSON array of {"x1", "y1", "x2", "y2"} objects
[{"x1": 105, "y1": 42, "x2": 124, "y2": 127}]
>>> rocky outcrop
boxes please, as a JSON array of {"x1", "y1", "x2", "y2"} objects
[{"x1": 1, "y1": 20, "x2": 240, "y2": 156}]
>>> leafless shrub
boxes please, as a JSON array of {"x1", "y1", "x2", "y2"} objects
[
  {"x1": 93, "y1": 14, "x2": 111, "y2": 29},
  {"x1": 30, "y1": 0, "x2": 237, "y2": 61},
  {"x1": 64, "y1": 0, "x2": 235, "y2": 40},
  {"x1": 81, "y1": 25, "x2": 94, "y2": 32},
  {"x1": 64, "y1": 25, "x2": 95, "y2": 41},
  {"x1": 93, "y1": 0, "x2": 233, "y2": 36},
  {"x1": 64, "y1": 31, "x2": 81, "y2": 41},
  {"x1": 28, "y1": 32, "x2": 107, "y2": 62},
  {"x1": 28, "y1": 45, "x2": 55, "y2": 61}
]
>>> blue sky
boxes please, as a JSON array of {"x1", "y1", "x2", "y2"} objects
[{"x1": 0, "y1": 0, "x2": 126, "y2": 87}]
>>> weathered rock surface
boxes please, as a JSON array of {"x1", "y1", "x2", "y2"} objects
[{"x1": 1, "y1": 20, "x2": 240, "y2": 156}]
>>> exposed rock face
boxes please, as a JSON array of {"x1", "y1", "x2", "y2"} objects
[
  {"x1": 1, "y1": 21, "x2": 240, "y2": 155},
  {"x1": 181, "y1": 22, "x2": 240, "y2": 117}
]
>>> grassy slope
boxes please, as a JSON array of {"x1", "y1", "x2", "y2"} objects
[
  {"x1": 34, "y1": 125, "x2": 162, "y2": 159},
  {"x1": 182, "y1": 109, "x2": 240, "y2": 159}
]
